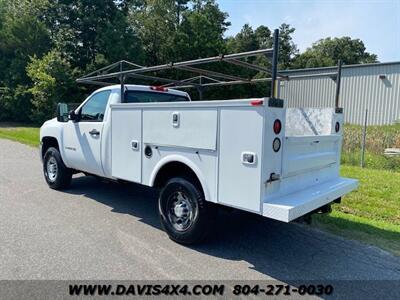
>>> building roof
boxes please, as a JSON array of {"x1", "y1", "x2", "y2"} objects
[{"x1": 280, "y1": 61, "x2": 400, "y2": 74}]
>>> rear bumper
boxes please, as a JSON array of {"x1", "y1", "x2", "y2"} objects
[{"x1": 263, "y1": 177, "x2": 358, "y2": 222}]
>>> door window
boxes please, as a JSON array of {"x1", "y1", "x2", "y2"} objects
[{"x1": 80, "y1": 90, "x2": 111, "y2": 122}]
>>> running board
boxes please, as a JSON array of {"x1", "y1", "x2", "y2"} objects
[{"x1": 263, "y1": 177, "x2": 358, "y2": 222}]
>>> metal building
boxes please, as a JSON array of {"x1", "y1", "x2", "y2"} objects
[{"x1": 278, "y1": 62, "x2": 400, "y2": 125}]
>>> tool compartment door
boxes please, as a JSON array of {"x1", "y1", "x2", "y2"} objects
[
  {"x1": 217, "y1": 106, "x2": 264, "y2": 213},
  {"x1": 111, "y1": 107, "x2": 142, "y2": 183},
  {"x1": 143, "y1": 108, "x2": 218, "y2": 151}
]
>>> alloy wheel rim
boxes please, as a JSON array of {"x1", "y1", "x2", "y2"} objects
[
  {"x1": 46, "y1": 156, "x2": 58, "y2": 182},
  {"x1": 167, "y1": 191, "x2": 195, "y2": 232}
]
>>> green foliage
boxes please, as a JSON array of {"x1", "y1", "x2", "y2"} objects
[
  {"x1": 0, "y1": 0, "x2": 52, "y2": 122},
  {"x1": 0, "y1": 0, "x2": 379, "y2": 122},
  {"x1": 218, "y1": 23, "x2": 298, "y2": 100},
  {"x1": 292, "y1": 37, "x2": 378, "y2": 68},
  {"x1": 27, "y1": 51, "x2": 81, "y2": 124},
  {"x1": 277, "y1": 23, "x2": 299, "y2": 69},
  {"x1": 130, "y1": 0, "x2": 229, "y2": 65},
  {"x1": 178, "y1": 0, "x2": 230, "y2": 59},
  {"x1": 130, "y1": 0, "x2": 179, "y2": 65},
  {"x1": 46, "y1": 0, "x2": 144, "y2": 68}
]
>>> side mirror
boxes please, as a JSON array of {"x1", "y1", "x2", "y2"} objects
[
  {"x1": 69, "y1": 109, "x2": 79, "y2": 122},
  {"x1": 56, "y1": 103, "x2": 69, "y2": 122}
]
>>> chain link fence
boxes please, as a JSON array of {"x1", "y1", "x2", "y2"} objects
[{"x1": 341, "y1": 116, "x2": 400, "y2": 171}]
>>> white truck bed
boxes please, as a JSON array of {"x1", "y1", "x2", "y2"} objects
[{"x1": 110, "y1": 98, "x2": 357, "y2": 222}]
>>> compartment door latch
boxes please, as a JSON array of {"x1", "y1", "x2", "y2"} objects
[{"x1": 266, "y1": 173, "x2": 281, "y2": 184}]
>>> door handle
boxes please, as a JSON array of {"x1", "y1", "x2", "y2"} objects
[
  {"x1": 172, "y1": 112, "x2": 180, "y2": 127},
  {"x1": 89, "y1": 129, "x2": 100, "y2": 136}
]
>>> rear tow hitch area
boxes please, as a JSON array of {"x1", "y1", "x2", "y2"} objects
[
  {"x1": 294, "y1": 199, "x2": 340, "y2": 224},
  {"x1": 318, "y1": 204, "x2": 332, "y2": 214},
  {"x1": 295, "y1": 214, "x2": 314, "y2": 225}
]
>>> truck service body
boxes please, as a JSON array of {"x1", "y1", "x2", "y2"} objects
[
  {"x1": 40, "y1": 30, "x2": 357, "y2": 243},
  {"x1": 40, "y1": 84, "x2": 358, "y2": 243}
]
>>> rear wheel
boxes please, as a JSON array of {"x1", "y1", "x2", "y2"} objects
[
  {"x1": 158, "y1": 177, "x2": 215, "y2": 244},
  {"x1": 43, "y1": 147, "x2": 72, "y2": 190}
]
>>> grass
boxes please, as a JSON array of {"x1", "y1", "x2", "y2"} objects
[
  {"x1": 0, "y1": 124, "x2": 40, "y2": 147},
  {"x1": 0, "y1": 124, "x2": 399, "y2": 255},
  {"x1": 342, "y1": 150, "x2": 400, "y2": 172},
  {"x1": 313, "y1": 165, "x2": 400, "y2": 255}
]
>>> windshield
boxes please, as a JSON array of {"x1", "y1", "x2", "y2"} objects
[{"x1": 125, "y1": 91, "x2": 189, "y2": 103}]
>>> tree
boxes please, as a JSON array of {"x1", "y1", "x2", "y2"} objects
[
  {"x1": 129, "y1": 0, "x2": 178, "y2": 65},
  {"x1": 226, "y1": 23, "x2": 297, "y2": 69},
  {"x1": 278, "y1": 23, "x2": 298, "y2": 69},
  {"x1": 173, "y1": 0, "x2": 230, "y2": 60},
  {"x1": 222, "y1": 24, "x2": 268, "y2": 99},
  {"x1": 0, "y1": 0, "x2": 52, "y2": 121},
  {"x1": 292, "y1": 36, "x2": 378, "y2": 68},
  {"x1": 226, "y1": 24, "x2": 260, "y2": 53},
  {"x1": 221, "y1": 23, "x2": 298, "y2": 99},
  {"x1": 27, "y1": 51, "x2": 81, "y2": 123},
  {"x1": 0, "y1": 0, "x2": 382, "y2": 123},
  {"x1": 46, "y1": 0, "x2": 144, "y2": 69}
]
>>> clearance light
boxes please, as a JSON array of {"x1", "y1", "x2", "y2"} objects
[
  {"x1": 150, "y1": 86, "x2": 168, "y2": 92},
  {"x1": 250, "y1": 100, "x2": 264, "y2": 106}
]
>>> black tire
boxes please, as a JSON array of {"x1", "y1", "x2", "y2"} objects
[
  {"x1": 43, "y1": 147, "x2": 72, "y2": 190},
  {"x1": 158, "y1": 177, "x2": 215, "y2": 244}
]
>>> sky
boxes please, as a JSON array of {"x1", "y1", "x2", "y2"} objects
[{"x1": 218, "y1": 0, "x2": 400, "y2": 62}]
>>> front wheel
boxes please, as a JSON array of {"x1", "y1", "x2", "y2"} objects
[
  {"x1": 43, "y1": 147, "x2": 72, "y2": 190},
  {"x1": 158, "y1": 177, "x2": 215, "y2": 244}
]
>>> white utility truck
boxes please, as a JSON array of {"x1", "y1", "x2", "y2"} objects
[{"x1": 39, "y1": 31, "x2": 358, "y2": 244}]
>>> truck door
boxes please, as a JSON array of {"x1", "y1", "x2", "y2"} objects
[{"x1": 63, "y1": 90, "x2": 111, "y2": 176}]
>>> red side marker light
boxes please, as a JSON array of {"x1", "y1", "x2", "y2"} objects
[
  {"x1": 251, "y1": 100, "x2": 264, "y2": 106},
  {"x1": 273, "y1": 119, "x2": 282, "y2": 134}
]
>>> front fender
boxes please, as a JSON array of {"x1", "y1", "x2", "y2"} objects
[{"x1": 39, "y1": 118, "x2": 66, "y2": 164}]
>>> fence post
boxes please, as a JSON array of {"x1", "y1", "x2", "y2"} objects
[{"x1": 360, "y1": 108, "x2": 368, "y2": 168}]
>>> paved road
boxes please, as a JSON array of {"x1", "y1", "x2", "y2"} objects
[{"x1": 1, "y1": 138, "x2": 400, "y2": 281}]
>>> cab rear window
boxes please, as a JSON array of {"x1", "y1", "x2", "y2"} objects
[{"x1": 125, "y1": 91, "x2": 189, "y2": 103}]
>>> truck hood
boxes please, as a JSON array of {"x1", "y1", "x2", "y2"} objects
[{"x1": 42, "y1": 117, "x2": 57, "y2": 127}]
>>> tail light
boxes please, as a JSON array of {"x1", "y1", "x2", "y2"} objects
[
  {"x1": 273, "y1": 119, "x2": 282, "y2": 134},
  {"x1": 150, "y1": 86, "x2": 168, "y2": 92},
  {"x1": 335, "y1": 122, "x2": 340, "y2": 133},
  {"x1": 273, "y1": 138, "x2": 281, "y2": 152}
]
